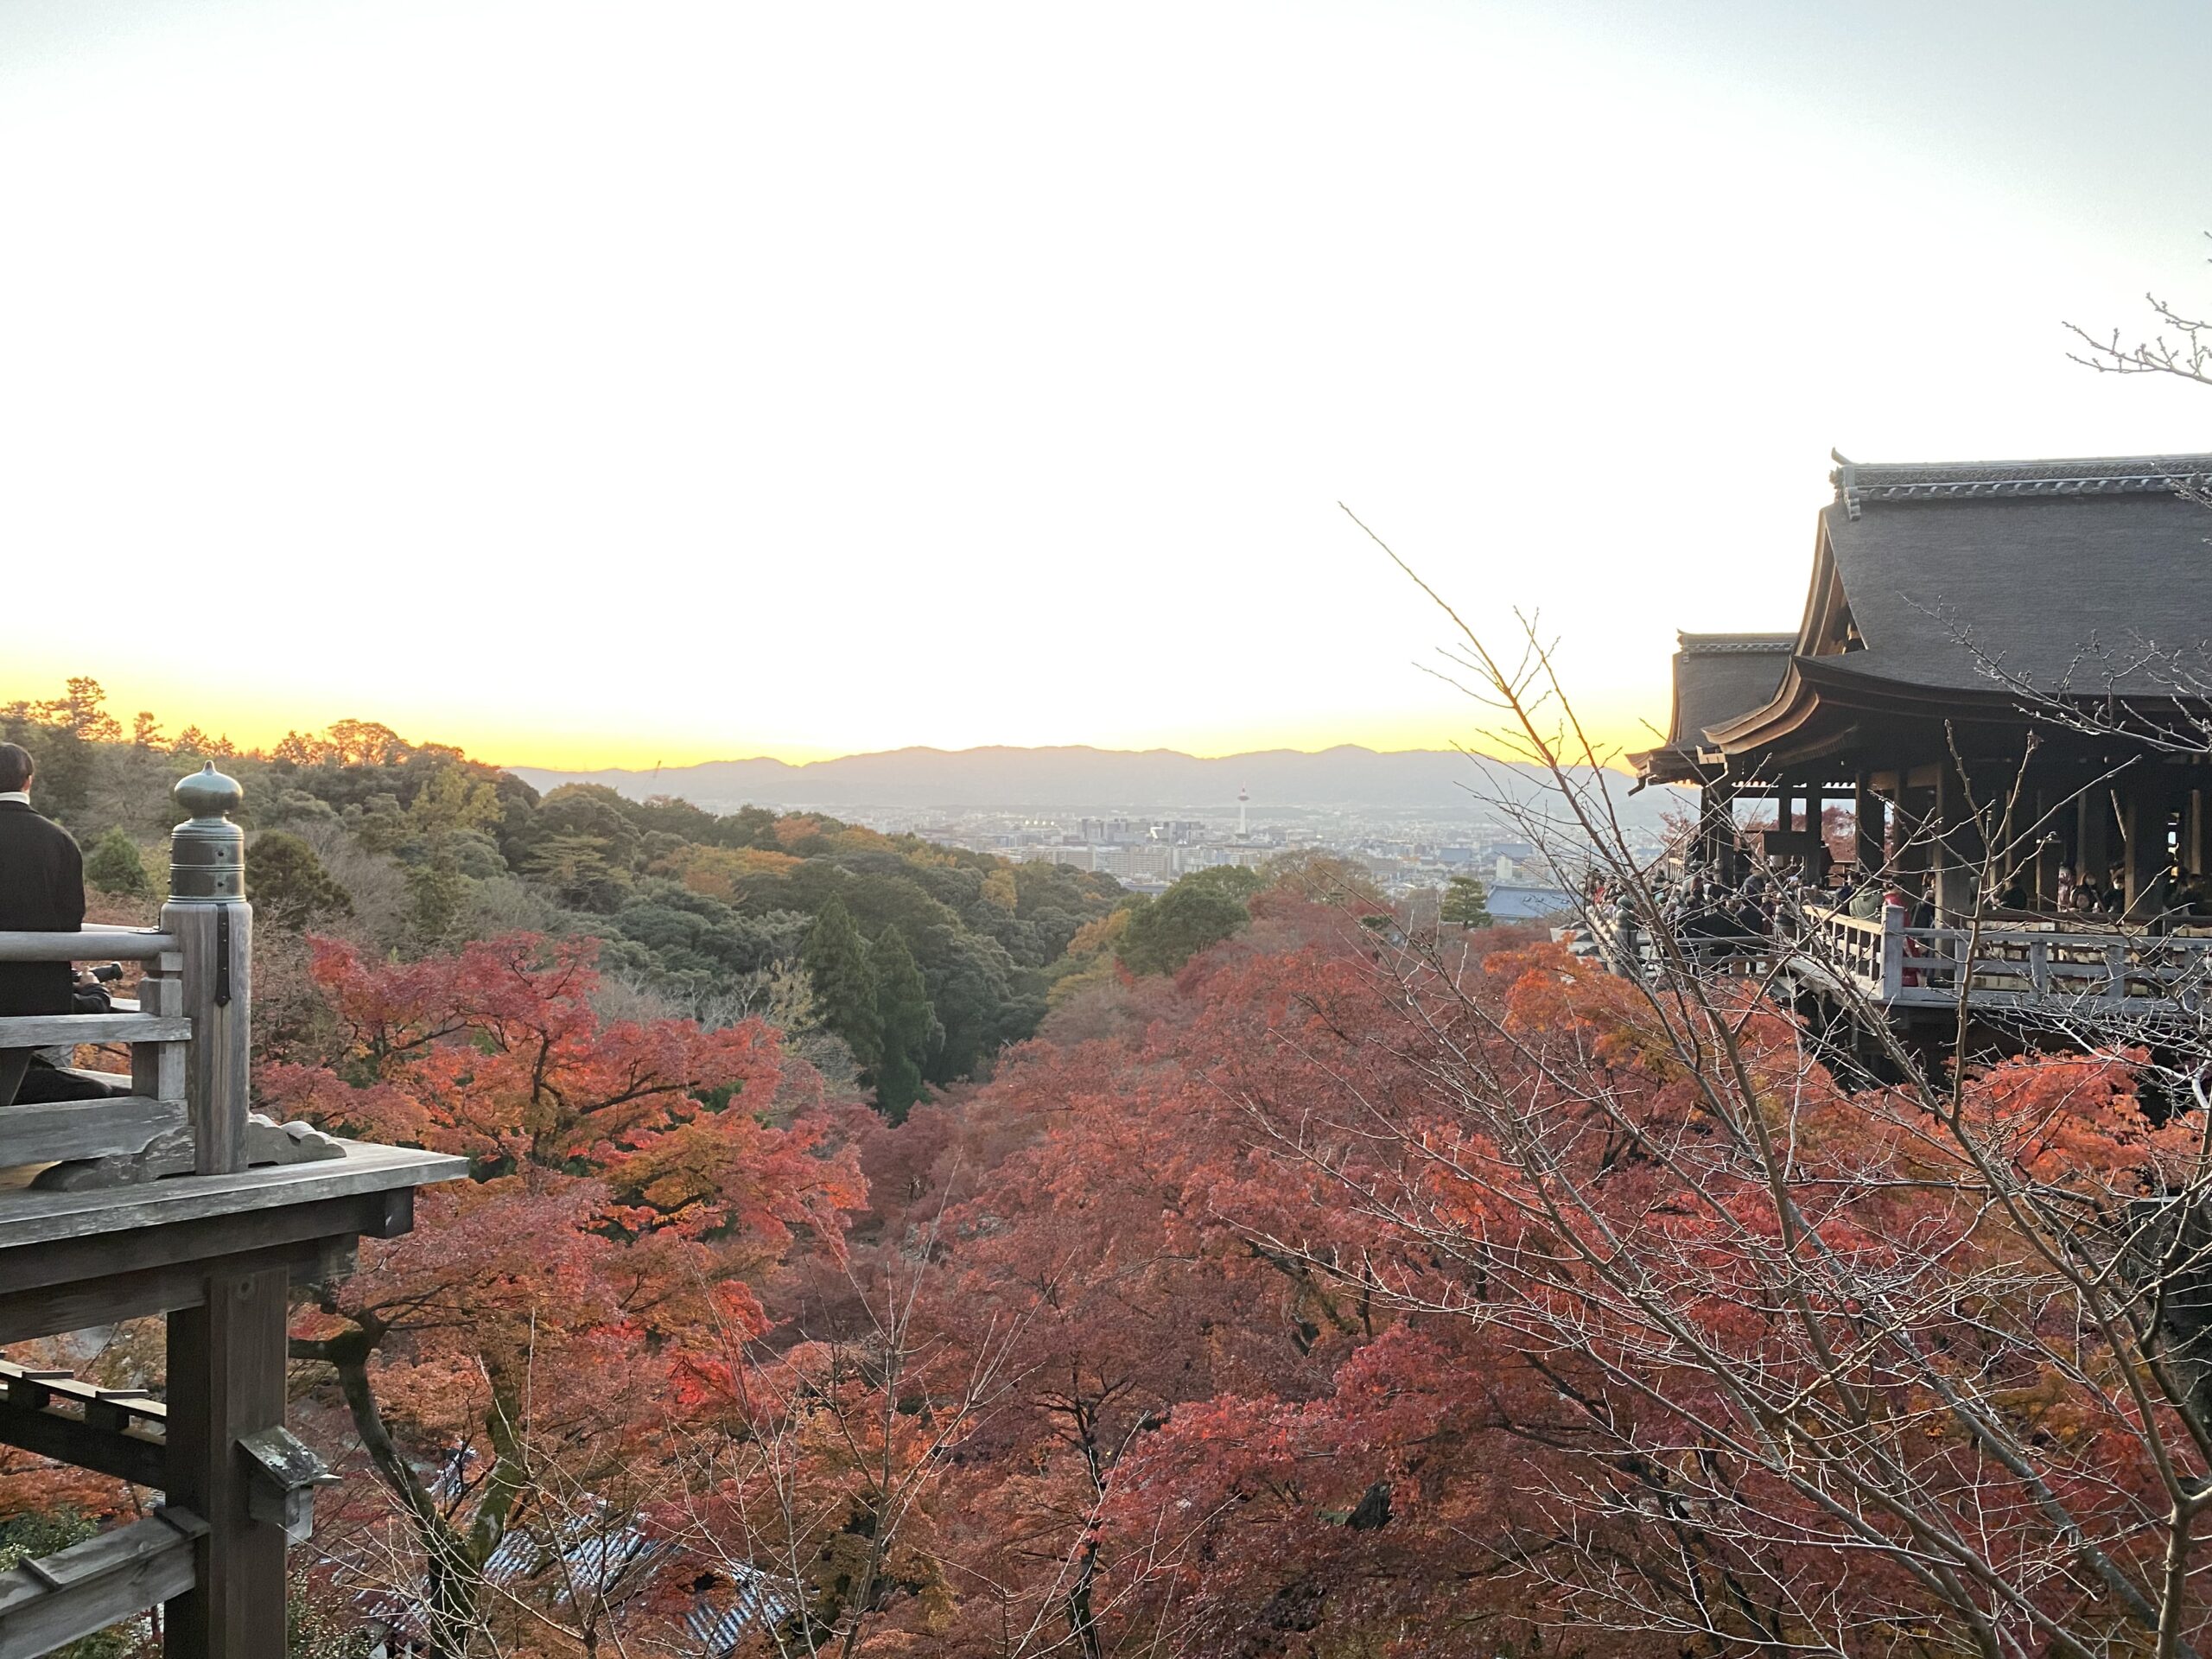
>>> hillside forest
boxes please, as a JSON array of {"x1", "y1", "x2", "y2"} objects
[{"x1": 5, "y1": 678, "x2": 2190, "y2": 1659}]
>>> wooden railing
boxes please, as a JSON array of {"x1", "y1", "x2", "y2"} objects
[
  {"x1": 1803, "y1": 906, "x2": 2212, "y2": 1015},
  {"x1": 0, "y1": 898, "x2": 340, "y2": 1189},
  {"x1": 1603, "y1": 902, "x2": 2212, "y2": 1020},
  {"x1": 0, "y1": 925, "x2": 208, "y2": 1185}
]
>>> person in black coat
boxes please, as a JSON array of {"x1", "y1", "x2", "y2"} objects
[{"x1": 0, "y1": 742, "x2": 97, "y2": 1106}]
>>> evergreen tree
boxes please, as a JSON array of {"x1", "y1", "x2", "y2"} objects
[
  {"x1": 251, "y1": 831, "x2": 356, "y2": 931},
  {"x1": 83, "y1": 828, "x2": 149, "y2": 898},
  {"x1": 1441, "y1": 874, "x2": 1493, "y2": 927},
  {"x1": 404, "y1": 855, "x2": 467, "y2": 952},
  {"x1": 1117, "y1": 874, "x2": 1249, "y2": 976},
  {"x1": 803, "y1": 899, "x2": 880, "y2": 1070},
  {"x1": 871, "y1": 924, "x2": 940, "y2": 1125}
]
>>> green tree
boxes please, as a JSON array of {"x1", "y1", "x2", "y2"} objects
[
  {"x1": 404, "y1": 855, "x2": 468, "y2": 952},
  {"x1": 1117, "y1": 874, "x2": 1251, "y2": 976},
  {"x1": 251, "y1": 832, "x2": 356, "y2": 931},
  {"x1": 523, "y1": 831, "x2": 626, "y2": 911},
  {"x1": 871, "y1": 924, "x2": 940, "y2": 1124},
  {"x1": 82, "y1": 828, "x2": 149, "y2": 898},
  {"x1": 1441, "y1": 874, "x2": 1493, "y2": 927},
  {"x1": 803, "y1": 899, "x2": 880, "y2": 1070}
]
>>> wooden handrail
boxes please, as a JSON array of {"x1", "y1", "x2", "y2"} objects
[{"x1": 0, "y1": 930, "x2": 177, "y2": 963}]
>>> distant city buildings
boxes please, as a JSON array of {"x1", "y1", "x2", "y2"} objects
[{"x1": 824, "y1": 798, "x2": 1664, "y2": 918}]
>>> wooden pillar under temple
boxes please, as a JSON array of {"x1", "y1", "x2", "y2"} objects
[
  {"x1": 1934, "y1": 759, "x2": 1983, "y2": 926},
  {"x1": 2032, "y1": 782, "x2": 2063, "y2": 908},
  {"x1": 164, "y1": 1267, "x2": 290, "y2": 1658},
  {"x1": 1853, "y1": 776, "x2": 1884, "y2": 875},
  {"x1": 2123, "y1": 767, "x2": 2171, "y2": 921},
  {"x1": 2079, "y1": 783, "x2": 2112, "y2": 896}
]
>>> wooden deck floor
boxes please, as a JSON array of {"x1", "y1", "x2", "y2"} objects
[{"x1": 0, "y1": 1141, "x2": 468, "y2": 1250}]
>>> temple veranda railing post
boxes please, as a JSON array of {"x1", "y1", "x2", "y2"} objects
[
  {"x1": 160, "y1": 765, "x2": 251, "y2": 1178},
  {"x1": 154, "y1": 765, "x2": 286, "y2": 1658}
]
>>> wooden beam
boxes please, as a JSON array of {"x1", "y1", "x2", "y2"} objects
[
  {"x1": 0, "y1": 1014, "x2": 189, "y2": 1049},
  {"x1": 0, "y1": 931, "x2": 176, "y2": 963},
  {"x1": 0, "y1": 1361, "x2": 168, "y2": 1487},
  {"x1": 0, "y1": 1509, "x2": 201, "y2": 1659},
  {"x1": 0, "y1": 1190, "x2": 405, "y2": 1301},
  {"x1": 0, "y1": 1398, "x2": 165, "y2": 1491},
  {"x1": 0, "y1": 1096, "x2": 187, "y2": 1168},
  {"x1": 0, "y1": 1141, "x2": 460, "y2": 1259},
  {"x1": 0, "y1": 1234, "x2": 348, "y2": 1349},
  {"x1": 164, "y1": 1268, "x2": 288, "y2": 1658}
]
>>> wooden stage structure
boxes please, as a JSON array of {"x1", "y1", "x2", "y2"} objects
[
  {"x1": 1624, "y1": 451, "x2": 2212, "y2": 1031},
  {"x1": 0, "y1": 766, "x2": 461, "y2": 1656}
]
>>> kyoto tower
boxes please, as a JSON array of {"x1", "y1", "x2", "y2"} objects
[{"x1": 1238, "y1": 785, "x2": 1249, "y2": 841}]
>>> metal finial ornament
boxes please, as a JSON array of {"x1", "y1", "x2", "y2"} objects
[{"x1": 169, "y1": 762, "x2": 247, "y2": 904}]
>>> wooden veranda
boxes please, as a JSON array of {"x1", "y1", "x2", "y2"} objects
[{"x1": 0, "y1": 768, "x2": 461, "y2": 1656}]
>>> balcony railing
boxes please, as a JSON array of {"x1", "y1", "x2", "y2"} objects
[
  {"x1": 1605, "y1": 899, "x2": 2212, "y2": 1020},
  {"x1": 1802, "y1": 905, "x2": 2212, "y2": 1015},
  {"x1": 0, "y1": 766, "x2": 340, "y2": 1190}
]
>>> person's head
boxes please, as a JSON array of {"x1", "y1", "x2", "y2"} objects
[{"x1": 0, "y1": 744, "x2": 31, "y2": 796}]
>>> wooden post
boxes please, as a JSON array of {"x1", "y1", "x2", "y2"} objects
[
  {"x1": 2032, "y1": 785, "x2": 2063, "y2": 908},
  {"x1": 162, "y1": 764, "x2": 253, "y2": 1178},
  {"x1": 2123, "y1": 771, "x2": 2170, "y2": 921},
  {"x1": 1853, "y1": 777, "x2": 1884, "y2": 875},
  {"x1": 1934, "y1": 760, "x2": 1981, "y2": 926},
  {"x1": 1880, "y1": 899, "x2": 1905, "y2": 1001},
  {"x1": 1701, "y1": 781, "x2": 1738, "y2": 883},
  {"x1": 132, "y1": 950, "x2": 188, "y2": 1109},
  {"x1": 2079, "y1": 782, "x2": 2112, "y2": 893},
  {"x1": 162, "y1": 1267, "x2": 289, "y2": 1658},
  {"x1": 162, "y1": 906, "x2": 251, "y2": 1177}
]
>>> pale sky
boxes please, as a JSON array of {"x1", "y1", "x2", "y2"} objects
[{"x1": 3, "y1": 0, "x2": 2207, "y2": 769}]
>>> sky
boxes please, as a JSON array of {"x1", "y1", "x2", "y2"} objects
[{"x1": 3, "y1": 0, "x2": 2208, "y2": 770}]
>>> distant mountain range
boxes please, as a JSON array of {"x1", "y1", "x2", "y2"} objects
[{"x1": 507, "y1": 745, "x2": 1685, "y2": 835}]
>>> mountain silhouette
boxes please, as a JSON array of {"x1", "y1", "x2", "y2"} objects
[{"x1": 508, "y1": 745, "x2": 1682, "y2": 834}]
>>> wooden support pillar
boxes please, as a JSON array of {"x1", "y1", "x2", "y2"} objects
[
  {"x1": 1706, "y1": 782, "x2": 1742, "y2": 885},
  {"x1": 163, "y1": 903, "x2": 251, "y2": 1178},
  {"x1": 2123, "y1": 770, "x2": 2171, "y2": 920},
  {"x1": 1895, "y1": 787, "x2": 1930, "y2": 880},
  {"x1": 2078, "y1": 784, "x2": 2112, "y2": 894},
  {"x1": 1934, "y1": 760, "x2": 1983, "y2": 926},
  {"x1": 163, "y1": 1267, "x2": 289, "y2": 1659},
  {"x1": 1806, "y1": 783, "x2": 1827, "y2": 878},
  {"x1": 2032, "y1": 785, "x2": 2063, "y2": 908},
  {"x1": 2188, "y1": 787, "x2": 2208, "y2": 877},
  {"x1": 1853, "y1": 777, "x2": 1884, "y2": 875},
  {"x1": 1696, "y1": 783, "x2": 1727, "y2": 871}
]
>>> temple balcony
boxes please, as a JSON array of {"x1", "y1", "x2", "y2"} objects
[
  {"x1": 1606, "y1": 901, "x2": 2212, "y2": 1022},
  {"x1": 0, "y1": 770, "x2": 463, "y2": 1659}
]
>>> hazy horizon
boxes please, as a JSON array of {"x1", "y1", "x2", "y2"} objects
[{"x1": 8, "y1": 0, "x2": 2209, "y2": 767}]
